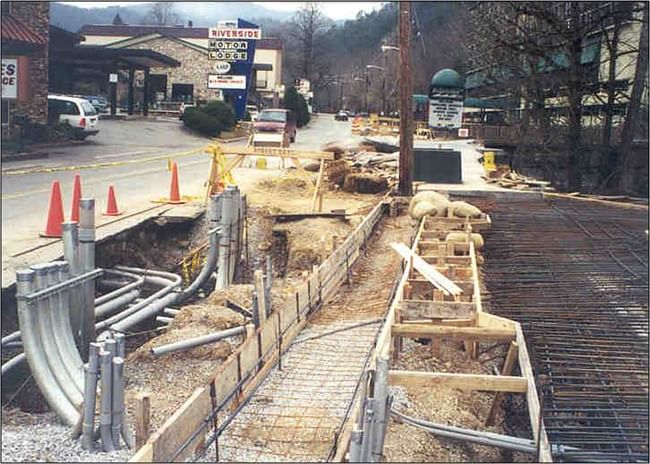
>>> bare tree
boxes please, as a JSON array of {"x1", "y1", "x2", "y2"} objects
[
  {"x1": 290, "y1": 3, "x2": 327, "y2": 79},
  {"x1": 145, "y1": 2, "x2": 179, "y2": 26}
]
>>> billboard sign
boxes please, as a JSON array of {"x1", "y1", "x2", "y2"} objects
[
  {"x1": 209, "y1": 27, "x2": 262, "y2": 40},
  {"x1": 208, "y1": 74, "x2": 247, "y2": 90},
  {"x1": 213, "y1": 61, "x2": 232, "y2": 74}
]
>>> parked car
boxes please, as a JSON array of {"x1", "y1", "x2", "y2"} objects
[
  {"x1": 83, "y1": 95, "x2": 108, "y2": 113},
  {"x1": 47, "y1": 95, "x2": 99, "y2": 140},
  {"x1": 334, "y1": 110, "x2": 349, "y2": 121},
  {"x1": 246, "y1": 104, "x2": 259, "y2": 121},
  {"x1": 254, "y1": 109, "x2": 297, "y2": 143}
]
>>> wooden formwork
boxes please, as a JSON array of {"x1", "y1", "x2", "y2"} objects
[
  {"x1": 130, "y1": 200, "x2": 389, "y2": 463},
  {"x1": 334, "y1": 213, "x2": 552, "y2": 462}
]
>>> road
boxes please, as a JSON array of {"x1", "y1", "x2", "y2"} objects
[{"x1": 1, "y1": 114, "x2": 349, "y2": 256}]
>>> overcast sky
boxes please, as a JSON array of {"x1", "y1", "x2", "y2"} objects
[{"x1": 61, "y1": 2, "x2": 385, "y2": 20}]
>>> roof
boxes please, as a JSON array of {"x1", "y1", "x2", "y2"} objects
[
  {"x1": 431, "y1": 69, "x2": 463, "y2": 89},
  {"x1": 77, "y1": 24, "x2": 283, "y2": 49},
  {"x1": 1, "y1": 14, "x2": 47, "y2": 47},
  {"x1": 50, "y1": 46, "x2": 181, "y2": 69}
]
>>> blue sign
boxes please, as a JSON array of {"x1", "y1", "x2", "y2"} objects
[{"x1": 212, "y1": 18, "x2": 259, "y2": 120}]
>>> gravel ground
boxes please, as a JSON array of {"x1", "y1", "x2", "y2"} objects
[{"x1": 1, "y1": 412, "x2": 133, "y2": 462}]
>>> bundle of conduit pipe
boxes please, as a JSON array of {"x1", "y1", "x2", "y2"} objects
[{"x1": 82, "y1": 335, "x2": 134, "y2": 451}]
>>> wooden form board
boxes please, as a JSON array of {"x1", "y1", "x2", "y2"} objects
[
  {"x1": 391, "y1": 242, "x2": 462, "y2": 296},
  {"x1": 398, "y1": 300, "x2": 475, "y2": 319},
  {"x1": 219, "y1": 145, "x2": 335, "y2": 161},
  {"x1": 131, "y1": 199, "x2": 388, "y2": 463},
  {"x1": 422, "y1": 213, "x2": 492, "y2": 232},
  {"x1": 388, "y1": 370, "x2": 528, "y2": 393},
  {"x1": 391, "y1": 324, "x2": 515, "y2": 342}
]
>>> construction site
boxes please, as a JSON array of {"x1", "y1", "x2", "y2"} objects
[{"x1": 1, "y1": 114, "x2": 648, "y2": 463}]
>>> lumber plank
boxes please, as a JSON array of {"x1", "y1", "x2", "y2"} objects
[
  {"x1": 408, "y1": 278, "x2": 474, "y2": 297},
  {"x1": 478, "y1": 312, "x2": 517, "y2": 331},
  {"x1": 150, "y1": 387, "x2": 211, "y2": 461},
  {"x1": 220, "y1": 145, "x2": 335, "y2": 160},
  {"x1": 129, "y1": 443, "x2": 153, "y2": 462},
  {"x1": 487, "y1": 341, "x2": 519, "y2": 425},
  {"x1": 399, "y1": 299, "x2": 474, "y2": 319},
  {"x1": 135, "y1": 393, "x2": 151, "y2": 451},
  {"x1": 388, "y1": 370, "x2": 527, "y2": 393},
  {"x1": 391, "y1": 242, "x2": 463, "y2": 296},
  {"x1": 392, "y1": 324, "x2": 515, "y2": 342},
  {"x1": 310, "y1": 159, "x2": 325, "y2": 211}
]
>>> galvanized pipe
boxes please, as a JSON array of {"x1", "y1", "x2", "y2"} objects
[
  {"x1": 216, "y1": 188, "x2": 233, "y2": 289},
  {"x1": 16, "y1": 268, "x2": 80, "y2": 426},
  {"x1": 176, "y1": 227, "x2": 221, "y2": 304},
  {"x1": 2, "y1": 341, "x2": 22, "y2": 349},
  {"x1": 99, "y1": 350, "x2": 116, "y2": 452},
  {"x1": 349, "y1": 427, "x2": 363, "y2": 462},
  {"x1": 208, "y1": 192, "x2": 223, "y2": 230},
  {"x1": 163, "y1": 308, "x2": 181, "y2": 316},
  {"x1": 371, "y1": 357, "x2": 389, "y2": 461},
  {"x1": 95, "y1": 272, "x2": 144, "y2": 306},
  {"x1": 1, "y1": 353, "x2": 26, "y2": 376},
  {"x1": 111, "y1": 356, "x2": 125, "y2": 449},
  {"x1": 79, "y1": 199, "x2": 97, "y2": 358},
  {"x1": 82, "y1": 343, "x2": 101, "y2": 450},
  {"x1": 110, "y1": 292, "x2": 179, "y2": 333},
  {"x1": 33, "y1": 263, "x2": 84, "y2": 407},
  {"x1": 150, "y1": 325, "x2": 246, "y2": 357},
  {"x1": 2, "y1": 331, "x2": 21, "y2": 346},
  {"x1": 95, "y1": 290, "x2": 141, "y2": 319},
  {"x1": 227, "y1": 186, "x2": 240, "y2": 283},
  {"x1": 51, "y1": 261, "x2": 84, "y2": 393},
  {"x1": 62, "y1": 221, "x2": 82, "y2": 347},
  {"x1": 155, "y1": 315, "x2": 174, "y2": 325},
  {"x1": 114, "y1": 333, "x2": 126, "y2": 359}
]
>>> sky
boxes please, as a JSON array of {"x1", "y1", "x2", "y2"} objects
[{"x1": 61, "y1": 2, "x2": 385, "y2": 20}]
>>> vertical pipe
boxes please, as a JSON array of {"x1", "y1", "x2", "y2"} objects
[
  {"x1": 349, "y1": 427, "x2": 364, "y2": 462},
  {"x1": 251, "y1": 293, "x2": 260, "y2": 328},
  {"x1": 115, "y1": 333, "x2": 126, "y2": 359},
  {"x1": 99, "y1": 350, "x2": 116, "y2": 452},
  {"x1": 62, "y1": 221, "x2": 82, "y2": 347},
  {"x1": 111, "y1": 357, "x2": 124, "y2": 449},
  {"x1": 34, "y1": 263, "x2": 83, "y2": 407},
  {"x1": 16, "y1": 269, "x2": 79, "y2": 426},
  {"x1": 53, "y1": 261, "x2": 84, "y2": 392},
  {"x1": 360, "y1": 398, "x2": 376, "y2": 462},
  {"x1": 209, "y1": 193, "x2": 223, "y2": 231},
  {"x1": 216, "y1": 189, "x2": 233, "y2": 289},
  {"x1": 82, "y1": 343, "x2": 101, "y2": 450},
  {"x1": 79, "y1": 199, "x2": 96, "y2": 359},
  {"x1": 371, "y1": 357, "x2": 389, "y2": 461},
  {"x1": 227, "y1": 186, "x2": 239, "y2": 284}
]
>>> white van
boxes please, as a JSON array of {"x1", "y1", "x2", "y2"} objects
[{"x1": 48, "y1": 95, "x2": 99, "y2": 140}]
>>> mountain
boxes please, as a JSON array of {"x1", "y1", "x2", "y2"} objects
[{"x1": 51, "y1": 2, "x2": 303, "y2": 33}]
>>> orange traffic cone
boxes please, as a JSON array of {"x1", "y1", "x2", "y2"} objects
[
  {"x1": 167, "y1": 162, "x2": 185, "y2": 204},
  {"x1": 40, "y1": 181, "x2": 65, "y2": 238},
  {"x1": 70, "y1": 174, "x2": 82, "y2": 222},
  {"x1": 103, "y1": 185, "x2": 122, "y2": 216}
]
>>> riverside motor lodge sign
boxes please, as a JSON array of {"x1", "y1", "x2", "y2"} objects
[{"x1": 208, "y1": 28, "x2": 262, "y2": 40}]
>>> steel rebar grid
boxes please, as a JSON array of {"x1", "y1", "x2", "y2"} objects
[{"x1": 478, "y1": 195, "x2": 648, "y2": 463}]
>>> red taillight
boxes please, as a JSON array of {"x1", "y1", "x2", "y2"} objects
[{"x1": 79, "y1": 117, "x2": 86, "y2": 128}]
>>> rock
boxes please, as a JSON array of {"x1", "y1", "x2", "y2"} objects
[
  {"x1": 343, "y1": 173, "x2": 388, "y2": 193},
  {"x1": 408, "y1": 191, "x2": 449, "y2": 217}
]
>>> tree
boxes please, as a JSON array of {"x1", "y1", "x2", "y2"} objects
[
  {"x1": 290, "y1": 3, "x2": 327, "y2": 79},
  {"x1": 284, "y1": 87, "x2": 310, "y2": 127},
  {"x1": 145, "y1": 2, "x2": 179, "y2": 26}
]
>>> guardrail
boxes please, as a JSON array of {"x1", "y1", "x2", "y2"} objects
[{"x1": 130, "y1": 199, "x2": 390, "y2": 462}]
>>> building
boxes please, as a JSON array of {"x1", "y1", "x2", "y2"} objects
[
  {"x1": 77, "y1": 23, "x2": 283, "y2": 107},
  {"x1": 1, "y1": 1, "x2": 49, "y2": 136}
]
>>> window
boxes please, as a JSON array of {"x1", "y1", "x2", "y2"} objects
[
  {"x1": 258, "y1": 110, "x2": 286, "y2": 122},
  {"x1": 80, "y1": 101, "x2": 96, "y2": 116},
  {"x1": 1, "y1": 100, "x2": 9, "y2": 125}
]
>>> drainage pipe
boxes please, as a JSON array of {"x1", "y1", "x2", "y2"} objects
[
  {"x1": 99, "y1": 350, "x2": 116, "y2": 452},
  {"x1": 79, "y1": 199, "x2": 97, "y2": 358},
  {"x1": 33, "y1": 263, "x2": 84, "y2": 407},
  {"x1": 62, "y1": 221, "x2": 82, "y2": 347},
  {"x1": 51, "y1": 261, "x2": 84, "y2": 393},
  {"x1": 155, "y1": 316, "x2": 174, "y2": 325},
  {"x1": 111, "y1": 356, "x2": 125, "y2": 449},
  {"x1": 81, "y1": 343, "x2": 101, "y2": 450},
  {"x1": 2, "y1": 341, "x2": 22, "y2": 349},
  {"x1": 216, "y1": 188, "x2": 233, "y2": 289},
  {"x1": 208, "y1": 192, "x2": 223, "y2": 230},
  {"x1": 16, "y1": 268, "x2": 80, "y2": 426},
  {"x1": 176, "y1": 227, "x2": 221, "y2": 304},
  {"x1": 163, "y1": 308, "x2": 181, "y2": 316},
  {"x1": 151, "y1": 325, "x2": 246, "y2": 357},
  {"x1": 95, "y1": 290, "x2": 141, "y2": 319},
  {"x1": 1, "y1": 353, "x2": 26, "y2": 376}
]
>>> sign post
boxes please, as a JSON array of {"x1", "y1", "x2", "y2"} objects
[{"x1": 207, "y1": 19, "x2": 261, "y2": 120}]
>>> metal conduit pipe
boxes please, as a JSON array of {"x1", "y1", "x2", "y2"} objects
[
  {"x1": 390, "y1": 408, "x2": 537, "y2": 454},
  {"x1": 95, "y1": 290, "x2": 141, "y2": 319},
  {"x1": 99, "y1": 350, "x2": 116, "y2": 452},
  {"x1": 79, "y1": 199, "x2": 97, "y2": 357},
  {"x1": 82, "y1": 343, "x2": 101, "y2": 450},
  {"x1": 95, "y1": 272, "x2": 144, "y2": 306},
  {"x1": 163, "y1": 308, "x2": 180, "y2": 316},
  {"x1": 111, "y1": 357, "x2": 125, "y2": 449},
  {"x1": 1, "y1": 353, "x2": 26, "y2": 376},
  {"x1": 62, "y1": 221, "x2": 82, "y2": 347},
  {"x1": 151, "y1": 325, "x2": 246, "y2": 357},
  {"x1": 51, "y1": 261, "x2": 84, "y2": 393},
  {"x1": 216, "y1": 188, "x2": 233, "y2": 289},
  {"x1": 33, "y1": 263, "x2": 84, "y2": 407},
  {"x1": 110, "y1": 292, "x2": 179, "y2": 333},
  {"x1": 2, "y1": 341, "x2": 22, "y2": 349},
  {"x1": 1, "y1": 331, "x2": 21, "y2": 346},
  {"x1": 16, "y1": 269, "x2": 80, "y2": 426},
  {"x1": 114, "y1": 266, "x2": 182, "y2": 284},
  {"x1": 176, "y1": 227, "x2": 221, "y2": 304},
  {"x1": 95, "y1": 274, "x2": 180, "y2": 331},
  {"x1": 227, "y1": 186, "x2": 240, "y2": 284},
  {"x1": 208, "y1": 192, "x2": 223, "y2": 230}
]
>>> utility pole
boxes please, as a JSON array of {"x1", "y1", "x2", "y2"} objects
[{"x1": 398, "y1": 1, "x2": 413, "y2": 196}]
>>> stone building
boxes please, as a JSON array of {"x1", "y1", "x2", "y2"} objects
[
  {"x1": 77, "y1": 23, "x2": 283, "y2": 107},
  {"x1": 1, "y1": 1, "x2": 49, "y2": 136}
]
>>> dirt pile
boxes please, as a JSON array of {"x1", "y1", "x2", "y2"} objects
[
  {"x1": 343, "y1": 173, "x2": 388, "y2": 193},
  {"x1": 326, "y1": 159, "x2": 352, "y2": 187},
  {"x1": 258, "y1": 174, "x2": 310, "y2": 192}
]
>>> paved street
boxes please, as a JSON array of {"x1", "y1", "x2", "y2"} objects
[{"x1": 1, "y1": 114, "x2": 348, "y2": 257}]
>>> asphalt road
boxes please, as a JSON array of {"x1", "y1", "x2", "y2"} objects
[{"x1": 1, "y1": 114, "x2": 350, "y2": 254}]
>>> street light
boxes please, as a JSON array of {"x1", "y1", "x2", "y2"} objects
[{"x1": 381, "y1": 45, "x2": 400, "y2": 52}]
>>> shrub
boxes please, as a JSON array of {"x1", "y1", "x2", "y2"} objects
[
  {"x1": 284, "y1": 87, "x2": 310, "y2": 127},
  {"x1": 183, "y1": 107, "x2": 221, "y2": 137},
  {"x1": 200, "y1": 101, "x2": 236, "y2": 130}
]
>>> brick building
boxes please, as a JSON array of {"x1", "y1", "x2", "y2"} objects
[
  {"x1": 1, "y1": 1, "x2": 49, "y2": 136},
  {"x1": 77, "y1": 23, "x2": 283, "y2": 107}
]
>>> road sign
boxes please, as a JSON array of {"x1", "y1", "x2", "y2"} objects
[{"x1": 208, "y1": 74, "x2": 247, "y2": 90}]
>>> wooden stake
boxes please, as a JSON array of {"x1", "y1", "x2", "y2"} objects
[
  {"x1": 254, "y1": 270, "x2": 267, "y2": 322},
  {"x1": 486, "y1": 341, "x2": 519, "y2": 426},
  {"x1": 310, "y1": 159, "x2": 326, "y2": 212},
  {"x1": 135, "y1": 393, "x2": 151, "y2": 450}
]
